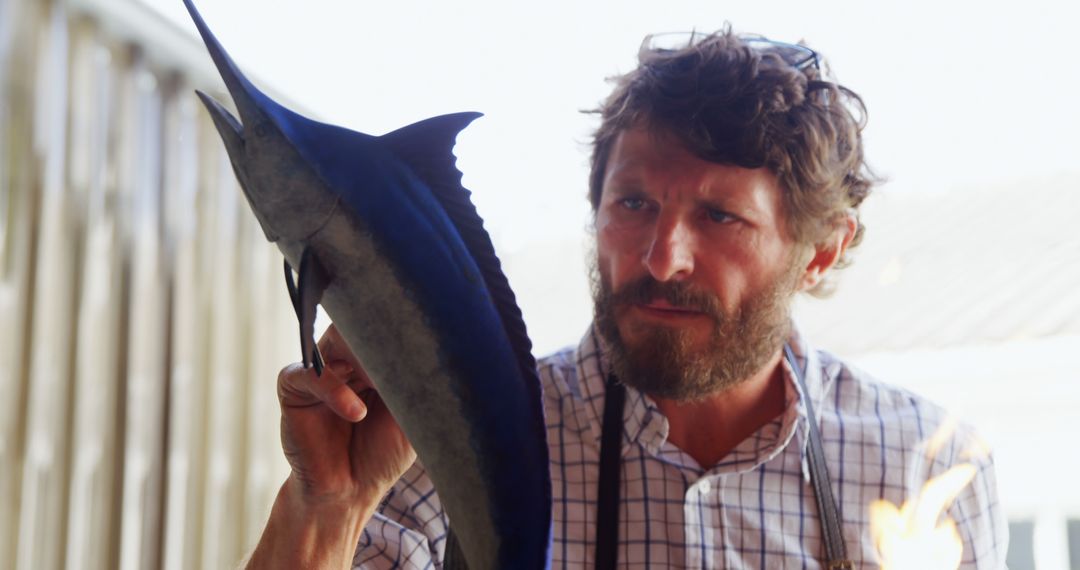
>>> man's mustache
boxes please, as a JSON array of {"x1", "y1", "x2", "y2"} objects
[{"x1": 606, "y1": 277, "x2": 725, "y2": 321}]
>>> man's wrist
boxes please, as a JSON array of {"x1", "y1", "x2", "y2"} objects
[
  {"x1": 245, "y1": 477, "x2": 380, "y2": 569},
  {"x1": 282, "y1": 475, "x2": 382, "y2": 526}
]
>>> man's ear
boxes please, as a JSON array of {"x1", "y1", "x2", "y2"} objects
[{"x1": 797, "y1": 212, "x2": 858, "y2": 292}]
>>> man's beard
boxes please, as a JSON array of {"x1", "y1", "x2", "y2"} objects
[{"x1": 592, "y1": 259, "x2": 800, "y2": 403}]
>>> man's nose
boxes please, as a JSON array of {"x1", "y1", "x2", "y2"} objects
[{"x1": 644, "y1": 217, "x2": 694, "y2": 281}]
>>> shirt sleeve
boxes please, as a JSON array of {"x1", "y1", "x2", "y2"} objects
[
  {"x1": 352, "y1": 462, "x2": 449, "y2": 569},
  {"x1": 948, "y1": 426, "x2": 1010, "y2": 569}
]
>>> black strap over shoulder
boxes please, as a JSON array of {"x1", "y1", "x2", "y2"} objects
[
  {"x1": 595, "y1": 373, "x2": 625, "y2": 570},
  {"x1": 593, "y1": 347, "x2": 852, "y2": 569},
  {"x1": 784, "y1": 344, "x2": 854, "y2": 570}
]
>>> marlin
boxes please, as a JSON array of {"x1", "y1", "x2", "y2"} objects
[{"x1": 182, "y1": 2, "x2": 552, "y2": 568}]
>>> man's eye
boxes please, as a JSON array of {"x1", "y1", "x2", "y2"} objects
[
  {"x1": 620, "y1": 198, "x2": 646, "y2": 210},
  {"x1": 704, "y1": 208, "x2": 738, "y2": 223},
  {"x1": 706, "y1": 209, "x2": 735, "y2": 223}
]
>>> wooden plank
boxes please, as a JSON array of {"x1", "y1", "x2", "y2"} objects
[
  {"x1": 198, "y1": 140, "x2": 248, "y2": 570},
  {"x1": 63, "y1": 19, "x2": 124, "y2": 570},
  {"x1": 0, "y1": 0, "x2": 46, "y2": 565},
  {"x1": 115, "y1": 48, "x2": 168, "y2": 570},
  {"x1": 160, "y1": 85, "x2": 210, "y2": 570},
  {"x1": 15, "y1": 3, "x2": 78, "y2": 570}
]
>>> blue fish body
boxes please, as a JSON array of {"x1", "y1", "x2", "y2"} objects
[{"x1": 183, "y1": 2, "x2": 552, "y2": 568}]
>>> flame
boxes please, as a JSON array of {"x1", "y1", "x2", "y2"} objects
[
  {"x1": 869, "y1": 419, "x2": 983, "y2": 570},
  {"x1": 924, "y1": 416, "x2": 958, "y2": 458}
]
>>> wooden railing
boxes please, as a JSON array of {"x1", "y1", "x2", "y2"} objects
[{"x1": 1, "y1": 1, "x2": 295, "y2": 568}]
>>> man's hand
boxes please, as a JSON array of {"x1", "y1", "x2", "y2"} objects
[
  {"x1": 246, "y1": 325, "x2": 416, "y2": 569},
  {"x1": 279, "y1": 324, "x2": 417, "y2": 506}
]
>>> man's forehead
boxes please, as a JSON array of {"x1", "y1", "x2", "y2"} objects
[
  {"x1": 603, "y1": 127, "x2": 695, "y2": 183},
  {"x1": 603, "y1": 127, "x2": 782, "y2": 200},
  {"x1": 609, "y1": 127, "x2": 686, "y2": 162}
]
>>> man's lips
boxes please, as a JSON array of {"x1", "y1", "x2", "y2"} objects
[{"x1": 632, "y1": 300, "x2": 708, "y2": 318}]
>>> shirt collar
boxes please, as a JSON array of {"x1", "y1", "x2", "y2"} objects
[{"x1": 575, "y1": 321, "x2": 830, "y2": 480}]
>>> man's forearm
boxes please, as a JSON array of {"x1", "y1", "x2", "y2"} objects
[{"x1": 245, "y1": 477, "x2": 379, "y2": 570}]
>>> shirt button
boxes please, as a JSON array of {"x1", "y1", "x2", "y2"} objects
[{"x1": 697, "y1": 480, "x2": 712, "y2": 495}]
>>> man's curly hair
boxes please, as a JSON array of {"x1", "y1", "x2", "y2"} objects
[{"x1": 588, "y1": 29, "x2": 878, "y2": 296}]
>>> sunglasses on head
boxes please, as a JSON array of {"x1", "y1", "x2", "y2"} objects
[{"x1": 644, "y1": 31, "x2": 821, "y2": 72}]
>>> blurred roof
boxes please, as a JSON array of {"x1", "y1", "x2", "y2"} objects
[{"x1": 794, "y1": 172, "x2": 1080, "y2": 355}]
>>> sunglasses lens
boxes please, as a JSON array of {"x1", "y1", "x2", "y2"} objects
[{"x1": 742, "y1": 38, "x2": 819, "y2": 70}]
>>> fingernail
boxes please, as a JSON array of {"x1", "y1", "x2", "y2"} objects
[{"x1": 350, "y1": 401, "x2": 367, "y2": 422}]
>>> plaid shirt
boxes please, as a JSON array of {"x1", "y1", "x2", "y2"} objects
[{"x1": 354, "y1": 324, "x2": 1008, "y2": 569}]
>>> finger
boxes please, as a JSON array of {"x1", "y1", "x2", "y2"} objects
[
  {"x1": 278, "y1": 360, "x2": 367, "y2": 422},
  {"x1": 318, "y1": 324, "x2": 376, "y2": 391},
  {"x1": 324, "y1": 380, "x2": 368, "y2": 422}
]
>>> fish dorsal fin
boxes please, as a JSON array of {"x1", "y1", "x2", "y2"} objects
[
  {"x1": 380, "y1": 113, "x2": 541, "y2": 388},
  {"x1": 379, "y1": 112, "x2": 482, "y2": 193}
]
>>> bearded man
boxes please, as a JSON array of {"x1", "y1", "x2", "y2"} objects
[{"x1": 245, "y1": 30, "x2": 1008, "y2": 569}]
